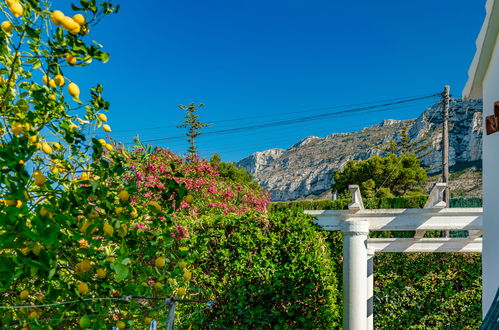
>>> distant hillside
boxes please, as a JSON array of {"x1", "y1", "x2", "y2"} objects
[{"x1": 237, "y1": 99, "x2": 482, "y2": 201}]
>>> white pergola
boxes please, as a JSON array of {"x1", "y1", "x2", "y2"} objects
[{"x1": 305, "y1": 184, "x2": 483, "y2": 330}]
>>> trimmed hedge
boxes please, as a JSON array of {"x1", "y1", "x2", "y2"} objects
[
  {"x1": 179, "y1": 211, "x2": 342, "y2": 329},
  {"x1": 268, "y1": 196, "x2": 428, "y2": 212},
  {"x1": 270, "y1": 197, "x2": 482, "y2": 329}
]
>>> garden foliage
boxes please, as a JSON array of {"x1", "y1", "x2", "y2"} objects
[{"x1": 177, "y1": 210, "x2": 342, "y2": 329}]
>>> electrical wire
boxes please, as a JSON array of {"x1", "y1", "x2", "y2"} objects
[
  {"x1": 127, "y1": 94, "x2": 439, "y2": 145},
  {"x1": 111, "y1": 92, "x2": 441, "y2": 134}
]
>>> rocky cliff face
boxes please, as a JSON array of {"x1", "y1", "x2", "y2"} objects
[{"x1": 237, "y1": 99, "x2": 483, "y2": 201}]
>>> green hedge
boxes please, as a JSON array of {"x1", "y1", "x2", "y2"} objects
[
  {"x1": 179, "y1": 211, "x2": 342, "y2": 329},
  {"x1": 269, "y1": 197, "x2": 482, "y2": 329},
  {"x1": 269, "y1": 196, "x2": 482, "y2": 211}
]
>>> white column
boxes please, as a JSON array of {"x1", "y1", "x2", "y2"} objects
[
  {"x1": 343, "y1": 220, "x2": 370, "y2": 330},
  {"x1": 367, "y1": 248, "x2": 375, "y2": 330}
]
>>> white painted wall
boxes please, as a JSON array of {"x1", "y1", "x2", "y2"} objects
[{"x1": 481, "y1": 31, "x2": 499, "y2": 315}]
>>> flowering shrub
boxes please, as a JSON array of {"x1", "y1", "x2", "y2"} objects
[{"x1": 120, "y1": 146, "x2": 270, "y2": 216}]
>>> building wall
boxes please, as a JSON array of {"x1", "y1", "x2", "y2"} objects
[{"x1": 481, "y1": 32, "x2": 499, "y2": 315}]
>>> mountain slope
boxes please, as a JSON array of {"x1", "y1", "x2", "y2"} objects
[{"x1": 237, "y1": 99, "x2": 482, "y2": 201}]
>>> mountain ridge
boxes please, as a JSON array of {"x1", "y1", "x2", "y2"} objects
[{"x1": 237, "y1": 99, "x2": 483, "y2": 201}]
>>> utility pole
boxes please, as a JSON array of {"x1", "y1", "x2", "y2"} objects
[
  {"x1": 442, "y1": 85, "x2": 450, "y2": 205},
  {"x1": 442, "y1": 85, "x2": 450, "y2": 238}
]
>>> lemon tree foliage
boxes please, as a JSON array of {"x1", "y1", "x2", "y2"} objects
[{"x1": 0, "y1": 1, "x2": 192, "y2": 328}]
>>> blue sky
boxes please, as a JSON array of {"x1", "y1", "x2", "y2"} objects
[{"x1": 52, "y1": 0, "x2": 485, "y2": 161}]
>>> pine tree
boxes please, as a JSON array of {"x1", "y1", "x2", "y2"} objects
[{"x1": 177, "y1": 103, "x2": 210, "y2": 155}]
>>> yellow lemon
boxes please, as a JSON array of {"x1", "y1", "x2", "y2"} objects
[
  {"x1": 102, "y1": 124, "x2": 111, "y2": 132},
  {"x1": 155, "y1": 257, "x2": 166, "y2": 268},
  {"x1": 5, "y1": 199, "x2": 17, "y2": 207},
  {"x1": 184, "y1": 195, "x2": 194, "y2": 205},
  {"x1": 103, "y1": 223, "x2": 114, "y2": 236},
  {"x1": 32, "y1": 244, "x2": 43, "y2": 256},
  {"x1": 80, "y1": 171, "x2": 90, "y2": 180},
  {"x1": 115, "y1": 206, "x2": 123, "y2": 215},
  {"x1": 177, "y1": 287, "x2": 186, "y2": 297},
  {"x1": 104, "y1": 144, "x2": 113, "y2": 151},
  {"x1": 116, "y1": 321, "x2": 125, "y2": 329},
  {"x1": 9, "y1": 1, "x2": 23, "y2": 17},
  {"x1": 79, "y1": 260, "x2": 91, "y2": 272},
  {"x1": 98, "y1": 113, "x2": 107, "y2": 122},
  {"x1": 29, "y1": 135, "x2": 38, "y2": 143},
  {"x1": 183, "y1": 270, "x2": 192, "y2": 281},
  {"x1": 1, "y1": 21, "x2": 13, "y2": 33},
  {"x1": 79, "y1": 221, "x2": 93, "y2": 233},
  {"x1": 98, "y1": 138, "x2": 106, "y2": 145},
  {"x1": 33, "y1": 171, "x2": 47, "y2": 187},
  {"x1": 70, "y1": 24, "x2": 80, "y2": 35},
  {"x1": 40, "y1": 207, "x2": 52, "y2": 218},
  {"x1": 19, "y1": 290, "x2": 29, "y2": 300},
  {"x1": 51, "y1": 10, "x2": 64, "y2": 25},
  {"x1": 11, "y1": 122, "x2": 23, "y2": 136},
  {"x1": 87, "y1": 210, "x2": 99, "y2": 220},
  {"x1": 66, "y1": 54, "x2": 76, "y2": 65},
  {"x1": 119, "y1": 190, "x2": 130, "y2": 202},
  {"x1": 61, "y1": 16, "x2": 78, "y2": 31},
  {"x1": 148, "y1": 201, "x2": 162, "y2": 213},
  {"x1": 178, "y1": 261, "x2": 187, "y2": 269},
  {"x1": 73, "y1": 14, "x2": 86, "y2": 25},
  {"x1": 16, "y1": 200, "x2": 22, "y2": 208},
  {"x1": 49, "y1": 79, "x2": 57, "y2": 89},
  {"x1": 42, "y1": 75, "x2": 49, "y2": 85},
  {"x1": 48, "y1": 94, "x2": 56, "y2": 101},
  {"x1": 77, "y1": 281, "x2": 89, "y2": 295},
  {"x1": 54, "y1": 74, "x2": 64, "y2": 87},
  {"x1": 96, "y1": 268, "x2": 107, "y2": 278},
  {"x1": 68, "y1": 82, "x2": 80, "y2": 99},
  {"x1": 41, "y1": 142, "x2": 53, "y2": 155}
]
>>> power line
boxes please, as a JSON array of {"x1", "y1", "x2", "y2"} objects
[
  {"x1": 130, "y1": 94, "x2": 439, "y2": 145},
  {"x1": 111, "y1": 92, "x2": 440, "y2": 134}
]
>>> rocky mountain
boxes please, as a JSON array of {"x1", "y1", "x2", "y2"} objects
[{"x1": 237, "y1": 99, "x2": 483, "y2": 201}]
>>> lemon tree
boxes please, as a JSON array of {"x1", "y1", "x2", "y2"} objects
[{"x1": 0, "y1": 1, "x2": 193, "y2": 328}]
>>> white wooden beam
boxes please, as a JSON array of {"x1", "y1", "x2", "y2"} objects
[
  {"x1": 415, "y1": 183, "x2": 447, "y2": 238},
  {"x1": 348, "y1": 185, "x2": 364, "y2": 211},
  {"x1": 469, "y1": 230, "x2": 483, "y2": 239},
  {"x1": 367, "y1": 237, "x2": 482, "y2": 253},
  {"x1": 306, "y1": 208, "x2": 483, "y2": 231}
]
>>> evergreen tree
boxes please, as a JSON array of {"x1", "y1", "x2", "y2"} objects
[
  {"x1": 332, "y1": 153, "x2": 427, "y2": 197},
  {"x1": 177, "y1": 103, "x2": 210, "y2": 155},
  {"x1": 210, "y1": 153, "x2": 260, "y2": 189}
]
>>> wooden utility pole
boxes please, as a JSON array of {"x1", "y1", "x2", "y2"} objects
[{"x1": 442, "y1": 85, "x2": 450, "y2": 205}]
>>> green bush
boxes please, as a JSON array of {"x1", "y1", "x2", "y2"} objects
[
  {"x1": 179, "y1": 210, "x2": 341, "y2": 329},
  {"x1": 374, "y1": 253, "x2": 481, "y2": 329},
  {"x1": 269, "y1": 197, "x2": 482, "y2": 329}
]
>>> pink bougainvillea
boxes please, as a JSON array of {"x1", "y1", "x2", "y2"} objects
[{"x1": 119, "y1": 146, "x2": 270, "y2": 217}]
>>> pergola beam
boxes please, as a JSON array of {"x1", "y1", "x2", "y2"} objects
[
  {"x1": 306, "y1": 208, "x2": 483, "y2": 231},
  {"x1": 368, "y1": 237, "x2": 483, "y2": 253}
]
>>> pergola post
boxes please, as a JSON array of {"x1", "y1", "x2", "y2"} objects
[
  {"x1": 367, "y1": 247, "x2": 375, "y2": 330},
  {"x1": 342, "y1": 220, "x2": 370, "y2": 330}
]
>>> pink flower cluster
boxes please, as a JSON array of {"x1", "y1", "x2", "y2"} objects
[
  {"x1": 171, "y1": 225, "x2": 189, "y2": 240},
  {"x1": 120, "y1": 147, "x2": 270, "y2": 216}
]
